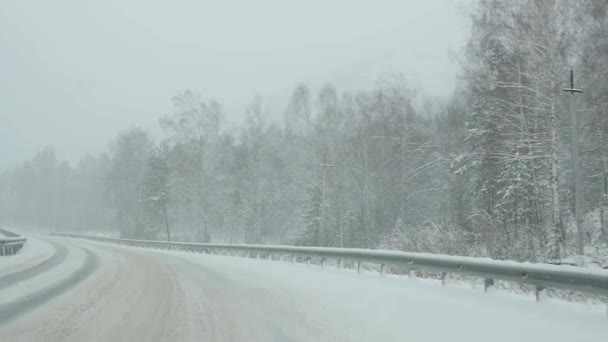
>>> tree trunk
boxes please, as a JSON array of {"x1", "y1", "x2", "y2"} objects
[
  {"x1": 601, "y1": 107, "x2": 608, "y2": 244},
  {"x1": 569, "y1": 92, "x2": 585, "y2": 255},
  {"x1": 320, "y1": 163, "x2": 327, "y2": 247},
  {"x1": 549, "y1": 92, "x2": 563, "y2": 258}
]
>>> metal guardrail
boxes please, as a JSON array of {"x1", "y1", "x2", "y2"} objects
[
  {"x1": 53, "y1": 232, "x2": 608, "y2": 304},
  {"x1": 0, "y1": 229, "x2": 27, "y2": 256}
]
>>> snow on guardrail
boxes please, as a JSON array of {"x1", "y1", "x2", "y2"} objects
[{"x1": 0, "y1": 229, "x2": 27, "y2": 256}]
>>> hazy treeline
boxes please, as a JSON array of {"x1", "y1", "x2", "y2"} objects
[{"x1": 1, "y1": 0, "x2": 607, "y2": 262}]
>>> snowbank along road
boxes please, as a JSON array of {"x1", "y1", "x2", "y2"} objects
[{"x1": 0, "y1": 234, "x2": 607, "y2": 342}]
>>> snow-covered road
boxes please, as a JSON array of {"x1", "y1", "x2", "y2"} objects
[{"x1": 1, "y1": 236, "x2": 607, "y2": 341}]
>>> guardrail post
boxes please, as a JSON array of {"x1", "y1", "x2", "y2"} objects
[
  {"x1": 484, "y1": 278, "x2": 495, "y2": 292},
  {"x1": 408, "y1": 269, "x2": 416, "y2": 279},
  {"x1": 380, "y1": 264, "x2": 385, "y2": 276},
  {"x1": 321, "y1": 258, "x2": 326, "y2": 267},
  {"x1": 357, "y1": 261, "x2": 362, "y2": 274},
  {"x1": 337, "y1": 259, "x2": 342, "y2": 269},
  {"x1": 291, "y1": 255, "x2": 296, "y2": 263},
  {"x1": 535, "y1": 286, "x2": 546, "y2": 302},
  {"x1": 441, "y1": 272, "x2": 448, "y2": 286}
]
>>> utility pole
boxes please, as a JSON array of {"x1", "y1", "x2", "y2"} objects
[
  {"x1": 318, "y1": 152, "x2": 333, "y2": 247},
  {"x1": 564, "y1": 67, "x2": 584, "y2": 255}
]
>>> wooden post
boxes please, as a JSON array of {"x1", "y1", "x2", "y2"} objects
[{"x1": 564, "y1": 68, "x2": 585, "y2": 255}]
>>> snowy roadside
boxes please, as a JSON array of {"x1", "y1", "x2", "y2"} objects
[
  {"x1": 78, "y1": 230, "x2": 120, "y2": 238},
  {"x1": 0, "y1": 236, "x2": 55, "y2": 277},
  {"x1": 142, "y1": 247, "x2": 608, "y2": 342},
  {"x1": 4, "y1": 237, "x2": 603, "y2": 342},
  {"x1": 74, "y1": 236, "x2": 608, "y2": 302},
  {"x1": 0, "y1": 242, "x2": 87, "y2": 306}
]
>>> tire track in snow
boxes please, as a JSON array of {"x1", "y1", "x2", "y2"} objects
[
  {"x1": 1, "y1": 241, "x2": 201, "y2": 341},
  {"x1": 0, "y1": 245, "x2": 99, "y2": 325},
  {"x1": 0, "y1": 240, "x2": 68, "y2": 290}
]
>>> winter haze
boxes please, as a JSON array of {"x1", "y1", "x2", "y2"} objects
[
  {"x1": 1, "y1": 1, "x2": 608, "y2": 340},
  {"x1": 0, "y1": 0, "x2": 469, "y2": 169}
]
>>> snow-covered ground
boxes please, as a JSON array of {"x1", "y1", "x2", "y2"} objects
[
  {"x1": 0, "y1": 236, "x2": 55, "y2": 277},
  {"x1": 159, "y1": 249, "x2": 608, "y2": 342},
  {"x1": 1, "y1": 236, "x2": 606, "y2": 342},
  {"x1": 0, "y1": 242, "x2": 87, "y2": 305}
]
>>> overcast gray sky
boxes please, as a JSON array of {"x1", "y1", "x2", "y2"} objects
[{"x1": 0, "y1": 0, "x2": 471, "y2": 170}]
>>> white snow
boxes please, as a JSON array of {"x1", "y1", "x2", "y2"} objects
[
  {"x1": 153, "y1": 248, "x2": 608, "y2": 342},
  {"x1": 0, "y1": 239, "x2": 87, "y2": 305}
]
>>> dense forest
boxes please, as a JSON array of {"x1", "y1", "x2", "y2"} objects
[{"x1": 1, "y1": 0, "x2": 607, "y2": 263}]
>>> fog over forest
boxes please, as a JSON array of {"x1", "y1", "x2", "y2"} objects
[{"x1": 1, "y1": 0, "x2": 607, "y2": 264}]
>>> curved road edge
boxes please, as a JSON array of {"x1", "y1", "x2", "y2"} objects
[
  {"x1": 0, "y1": 244, "x2": 99, "y2": 325},
  {"x1": 0, "y1": 239, "x2": 68, "y2": 290}
]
